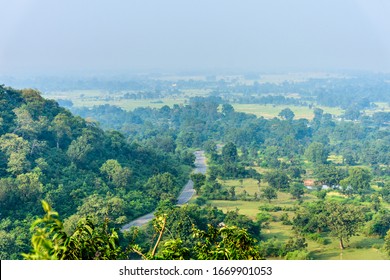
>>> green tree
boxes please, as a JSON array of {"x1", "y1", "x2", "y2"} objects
[
  {"x1": 16, "y1": 170, "x2": 43, "y2": 203},
  {"x1": 145, "y1": 173, "x2": 176, "y2": 201},
  {"x1": 100, "y1": 159, "x2": 132, "y2": 189},
  {"x1": 222, "y1": 103, "x2": 235, "y2": 116},
  {"x1": 278, "y1": 108, "x2": 295, "y2": 121},
  {"x1": 261, "y1": 186, "x2": 277, "y2": 203},
  {"x1": 290, "y1": 182, "x2": 305, "y2": 201},
  {"x1": 264, "y1": 170, "x2": 290, "y2": 190},
  {"x1": 340, "y1": 167, "x2": 372, "y2": 195},
  {"x1": 23, "y1": 201, "x2": 124, "y2": 260},
  {"x1": 51, "y1": 113, "x2": 72, "y2": 149},
  {"x1": 0, "y1": 178, "x2": 18, "y2": 210},
  {"x1": 73, "y1": 194, "x2": 127, "y2": 226},
  {"x1": 193, "y1": 224, "x2": 261, "y2": 260},
  {"x1": 305, "y1": 142, "x2": 329, "y2": 164},
  {"x1": 221, "y1": 142, "x2": 238, "y2": 163},
  {"x1": 292, "y1": 201, "x2": 328, "y2": 234},
  {"x1": 159, "y1": 239, "x2": 191, "y2": 260},
  {"x1": 366, "y1": 210, "x2": 390, "y2": 237},
  {"x1": 325, "y1": 201, "x2": 365, "y2": 249},
  {"x1": 314, "y1": 164, "x2": 347, "y2": 186},
  {"x1": 0, "y1": 133, "x2": 31, "y2": 175},
  {"x1": 66, "y1": 135, "x2": 93, "y2": 166},
  {"x1": 13, "y1": 107, "x2": 46, "y2": 139},
  {"x1": 190, "y1": 173, "x2": 206, "y2": 195}
]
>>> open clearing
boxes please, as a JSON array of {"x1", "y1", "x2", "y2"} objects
[{"x1": 44, "y1": 90, "x2": 346, "y2": 120}]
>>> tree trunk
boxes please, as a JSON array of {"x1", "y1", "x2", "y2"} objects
[
  {"x1": 339, "y1": 238, "x2": 345, "y2": 250},
  {"x1": 151, "y1": 217, "x2": 167, "y2": 258}
]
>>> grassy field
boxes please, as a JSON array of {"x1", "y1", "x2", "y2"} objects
[
  {"x1": 365, "y1": 102, "x2": 390, "y2": 115},
  {"x1": 43, "y1": 90, "x2": 189, "y2": 111},
  {"x1": 44, "y1": 89, "x2": 347, "y2": 120},
  {"x1": 232, "y1": 104, "x2": 344, "y2": 120},
  {"x1": 202, "y1": 177, "x2": 389, "y2": 260}
]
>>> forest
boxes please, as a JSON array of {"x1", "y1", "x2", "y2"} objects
[
  {"x1": 0, "y1": 85, "x2": 193, "y2": 259},
  {"x1": 0, "y1": 73, "x2": 390, "y2": 260}
]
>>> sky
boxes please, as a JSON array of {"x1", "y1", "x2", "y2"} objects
[{"x1": 1, "y1": 0, "x2": 390, "y2": 76}]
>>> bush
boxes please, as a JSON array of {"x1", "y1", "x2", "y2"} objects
[
  {"x1": 282, "y1": 237, "x2": 307, "y2": 255},
  {"x1": 258, "y1": 239, "x2": 284, "y2": 258},
  {"x1": 285, "y1": 250, "x2": 311, "y2": 260},
  {"x1": 280, "y1": 213, "x2": 292, "y2": 225},
  {"x1": 258, "y1": 205, "x2": 282, "y2": 212},
  {"x1": 306, "y1": 233, "x2": 327, "y2": 245},
  {"x1": 194, "y1": 196, "x2": 207, "y2": 206}
]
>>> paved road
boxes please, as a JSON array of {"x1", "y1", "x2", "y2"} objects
[{"x1": 121, "y1": 150, "x2": 206, "y2": 231}]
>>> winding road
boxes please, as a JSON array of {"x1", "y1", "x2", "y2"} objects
[{"x1": 121, "y1": 150, "x2": 206, "y2": 231}]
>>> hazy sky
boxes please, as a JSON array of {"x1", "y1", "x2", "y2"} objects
[{"x1": 1, "y1": 0, "x2": 390, "y2": 76}]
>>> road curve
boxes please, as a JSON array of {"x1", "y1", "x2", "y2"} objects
[{"x1": 121, "y1": 150, "x2": 206, "y2": 231}]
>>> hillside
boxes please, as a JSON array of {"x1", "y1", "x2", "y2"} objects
[{"x1": 0, "y1": 85, "x2": 193, "y2": 259}]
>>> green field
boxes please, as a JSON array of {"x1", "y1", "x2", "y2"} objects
[
  {"x1": 44, "y1": 90, "x2": 346, "y2": 120},
  {"x1": 201, "y1": 177, "x2": 389, "y2": 260},
  {"x1": 365, "y1": 102, "x2": 390, "y2": 115},
  {"x1": 232, "y1": 104, "x2": 344, "y2": 120},
  {"x1": 43, "y1": 90, "x2": 189, "y2": 111}
]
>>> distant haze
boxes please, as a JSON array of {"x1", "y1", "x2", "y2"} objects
[{"x1": 1, "y1": 0, "x2": 390, "y2": 76}]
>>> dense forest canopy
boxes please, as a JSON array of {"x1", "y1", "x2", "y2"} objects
[
  {"x1": 72, "y1": 95, "x2": 389, "y2": 170},
  {"x1": 0, "y1": 85, "x2": 193, "y2": 259}
]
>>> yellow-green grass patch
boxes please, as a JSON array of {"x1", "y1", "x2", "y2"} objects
[{"x1": 232, "y1": 104, "x2": 344, "y2": 120}]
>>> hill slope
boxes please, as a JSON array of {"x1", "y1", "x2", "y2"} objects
[{"x1": 0, "y1": 85, "x2": 192, "y2": 259}]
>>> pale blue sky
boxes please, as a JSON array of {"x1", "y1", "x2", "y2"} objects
[{"x1": 1, "y1": 0, "x2": 390, "y2": 75}]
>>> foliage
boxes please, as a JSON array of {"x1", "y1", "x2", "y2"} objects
[
  {"x1": 289, "y1": 182, "x2": 305, "y2": 201},
  {"x1": 0, "y1": 86, "x2": 192, "y2": 259},
  {"x1": 384, "y1": 230, "x2": 390, "y2": 256},
  {"x1": 324, "y1": 201, "x2": 365, "y2": 249},
  {"x1": 261, "y1": 186, "x2": 278, "y2": 203},
  {"x1": 23, "y1": 201, "x2": 125, "y2": 260},
  {"x1": 340, "y1": 167, "x2": 372, "y2": 195},
  {"x1": 305, "y1": 142, "x2": 329, "y2": 164},
  {"x1": 190, "y1": 173, "x2": 206, "y2": 194},
  {"x1": 366, "y1": 209, "x2": 390, "y2": 237},
  {"x1": 264, "y1": 170, "x2": 290, "y2": 190},
  {"x1": 193, "y1": 224, "x2": 261, "y2": 260}
]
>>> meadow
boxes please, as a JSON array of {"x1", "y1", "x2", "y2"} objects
[
  {"x1": 199, "y1": 177, "x2": 389, "y2": 260},
  {"x1": 44, "y1": 89, "x2": 346, "y2": 120}
]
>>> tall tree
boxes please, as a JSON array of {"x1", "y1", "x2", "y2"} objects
[
  {"x1": 264, "y1": 170, "x2": 290, "y2": 190},
  {"x1": 261, "y1": 186, "x2": 277, "y2": 203},
  {"x1": 0, "y1": 133, "x2": 31, "y2": 175},
  {"x1": 51, "y1": 113, "x2": 72, "y2": 149},
  {"x1": 340, "y1": 167, "x2": 372, "y2": 195},
  {"x1": 304, "y1": 142, "x2": 329, "y2": 164},
  {"x1": 325, "y1": 202, "x2": 365, "y2": 249},
  {"x1": 221, "y1": 142, "x2": 238, "y2": 164},
  {"x1": 190, "y1": 173, "x2": 206, "y2": 195},
  {"x1": 100, "y1": 159, "x2": 132, "y2": 189},
  {"x1": 145, "y1": 173, "x2": 177, "y2": 201},
  {"x1": 278, "y1": 108, "x2": 295, "y2": 121}
]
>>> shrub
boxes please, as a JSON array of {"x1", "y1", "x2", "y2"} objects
[
  {"x1": 306, "y1": 233, "x2": 327, "y2": 245},
  {"x1": 285, "y1": 250, "x2": 311, "y2": 260},
  {"x1": 280, "y1": 213, "x2": 292, "y2": 225}
]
